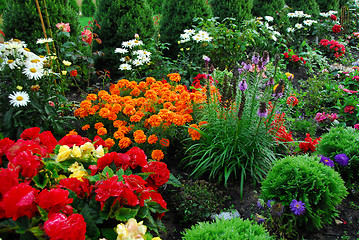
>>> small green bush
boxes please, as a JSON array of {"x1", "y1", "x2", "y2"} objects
[
  {"x1": 173, "y1": 179, "x2": 229, "y2": 223},
  {"x1": 285, "y1": 0, "x2": 320, "y2": 17},
  {"x1": 316, "y1": 0, "x2": 339, "y2": 12},
  {"x1": 182, "y1": 217, "x2": 273, "y2": 240},
  {"x1": 210, "y1": 0, "x2": 253, "y2": 25},
  {"x1": 261, "y1": 155, "x2": 347, "y2": 233},
  {"x1": 252, "y1": 0, "x2": 285, "y2": 18},
  {"x1": 68, "y1": 0, "x2": 80, "y2": 13},
  {"x1": 316, "y1": 126, "x2": 359, "y2": 187},
  {"x1": 82, "y1": 0, "x2": 95, "y2": 17},
  {"x1": 0, "y1": 0, "x2": 6, "y2": 14}
]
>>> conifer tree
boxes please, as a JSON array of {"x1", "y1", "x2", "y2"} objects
[
  {"x1": 94, "y1": 0, "x2": 155, "y2": 76},
  {"x1": 285, "y1": 0, "x2": 320, "y2": 17},
  {"x1": 160, "y1": 0, "x2": 212, "y2": 59},
  {"x1": 68, "y1": 0, "x2": 80, "y2": 13},
  {"x1": 82, "y1": 0, "x2": 96, "y2": 17},
  {"x1": 252, "y1": 0, "x2": 285, "y2": 18},
  {"x1": 210, "y1": 0, "x2": 253, "y2": 25},
  {"x1": 316, "y1": 0, "x2": 339, "y2": 12}
]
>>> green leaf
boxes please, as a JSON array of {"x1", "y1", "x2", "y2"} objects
[
  {"x1": 166, "y1": 173, "x2": 181, "y2": 187},
  {"x1": 114, "y1": 207, "x2": 139, "y2": 221},
  {"x1": 81, "y1": 205, "x2": 101, "y2": 239},
  {"x1": 102, "y1": 166, "x2": 114, "y2": 178},
  {"x1": 3, "y1": 108, "x2": 15, "y2": 128},
  {"x1": 137, "y1": 205, "x2": 150, "y2": 219},
  {"x1": 28, "y1": 226, "x2": 44, "y2": 239},
  {"x1": 101, "y1": 228, "x2": 117, "y2": 240},
  {"x1": 32, "y1": 172, "x2": 49, "y2": 189}
]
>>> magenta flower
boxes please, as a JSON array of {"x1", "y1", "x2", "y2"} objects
[
  {"x1": 238, "y1": 79, "x2": 248, "y2": 91},
  {"x1": 354, "y1": 124, "x2": 359, "y2": 130},
  {"x1": 290, "y1": 199, "x2": 306, "y2": 215}
]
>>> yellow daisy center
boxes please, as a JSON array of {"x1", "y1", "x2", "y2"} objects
[
  {"x1": 16, "y1": 96, "x2": 24, "y2": 101},
  {"x1": 31, "y1": 59, "x2": 40, "y2": 63},
  {"x1": 30, "y1": 68, "x2": 37, "y2": 73},
  {"x1": 7, "y1": 60, "x2": 14, "y2": 64},
  {"x1": 39, "y1": 55, "x2": 44, "y2": 58},
  {"x1": 24, "y1": 48, "x2": 30, "y2": 52}
]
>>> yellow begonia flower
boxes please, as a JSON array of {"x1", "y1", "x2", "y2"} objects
[
  {"x1": 72, "y1": 145, "x2": 82, "y2": 158},
  {"x1": 80, "y1": 142, "x2": 95, "y2": 153},
  {"x1": 116, "y1": 218, "x2": 147, "y2": 240},
  {"x1": 95, "y1": 145, "x2": 104, "y2": 158},
  {"x1": 68, "y1": 162, "x2": 83, "y2": 172},
  {"x1": 62, "y1": 60, "x2": 72, "y2": 66},
  {"x1": 61, "y1": 71, "x2": 67, "y2": 76},
  {"x1": 69, "y1": 170, "x2": 88, "y2": 181},
  {"x1": 56, "y1": 145, "x2": 72, "y2": 162}
]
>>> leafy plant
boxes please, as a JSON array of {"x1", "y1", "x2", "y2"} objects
[
  {"x1": 173, "y1": 179, "x2": 229, "y2": 223},
  {"x1": 81, "y1": 0, "x2": 96, "y2": 17},
  {"x1": 260, "y1": 155, "x2": 348, "y2": 236},
  {"x1": 210, "y1": 0, "x2": 253, "y2": 25},
  {"x1": 68, "y1": 0, "x2": 80, "y2": 13},
  {"x1": 182, "y1": 217, "x2": 273, "y2": 240}
]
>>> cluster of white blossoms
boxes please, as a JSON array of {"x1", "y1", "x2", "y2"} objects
[
  {"x1": 179, "y1": 29, "x2": 212, "y2": 43},
  {"x1": 303, "y1": 19, "x2": 318, "y2": 26},
  {"x1": 115, "y1": 36, "x2": 151, "y2": 71},
  {"x1": 256, "y1": 17, "x2": 281, "y2": 42},
  {"x1": 319, "y1": 10, "x2": 338, "y2": 17},
  {"x1": 287, "y1": 11, "x2": 311, "y2": 18}
]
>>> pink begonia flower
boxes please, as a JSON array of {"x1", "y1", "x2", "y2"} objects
[
  {"x1": 315, "y1": 112, "x2": 327, "y2": 123},
  {"x1": 56, "y1": 22, "x2": 70, "y2": 33},
  {"x1": 81, "y1": 29, "x2": 93, "y2": 45},
  {"x1": 354, "y1": 123, "x2": 359, "y2": 130}
]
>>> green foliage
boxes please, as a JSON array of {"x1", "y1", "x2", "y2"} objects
[
  {"x1": 173, "y1": 179, "x2": 229, "y2": 223},
  {"x1": 182, "y1": 217, "x2": 273, "y2": 240},
  {"x1": 159, "y1": 0, "x2": 212, "y2": 59},
  {"x1": 68, "y1": 0, "x2": 80, "y2": 13},
  {"x1": 251, "y1": 0, "x2": 285, "y2": 24},
  {"x1": 94, "y1": 0, "x2": 155, "y2": 76},
  {"x1": 3, "y1": 0, "x2": 80, "y2": 51},
  {"x1": 147, "y1": 0, "x2": 162, "y2": 14},
  {"x1": 261, "y1": 155, "x2": 348, "y2": 234},
  {"x1": 0, "y1": 0, "x2": 6, "y2": 14},
  {"x1": 286, "y1": 117, "x2": 317, "y2": 137},
  {"x1": 82, "y1": 0, "x2": 96, "y2": 17},
  {"x1": 285, "y1": 0, "x2": 320, "y2": 17},
  {"x1": 316, "y1": 0, "x2": 339, "y2": 12},
  {"x1": 316, "y1": 126, "x2": 359, "y2": 187},
  {"x1": 210, "y1": 0, "x2": 253, "y2": 25}
]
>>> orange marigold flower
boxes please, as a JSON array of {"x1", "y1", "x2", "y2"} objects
[
  {"x1": 144, "y1": 90, "x2": 157, "y2": 100},
  {"x1": 183, "y1": 113, "x2": 193, "y2": 123},
  {"x1": 99, "y1": 108, "x2": 111, "y2": 118},
  {"x1": 86, "y1": 94, "x2": 97, "y2": 101},
  {"x1": 118, "y1": 137, "x2": 132, "y2": 149},
  {"x1": 180, "y1": 91, "x2": 191, "y2": 102},
  {"x1": 160, "y1": 138, "x2": 170, "y2": 147},
  {"x1": 113, "y1": 120, "x2": 127, "y2": 128},
  {"x1": 111, "y1": 103, "x2": 122, "y2": 114},
  {"x1": 88, "y1": 106, "x2": 99, "y2": 115},
  {"x1": 117, "y1": 79, "x2": 130, "y2": 88},
  {"x1": 130, "y1": 87, "x2": 141, "y2": 97},
  {"x1": 163, "y1": 102, "x2": 174, "y2": 109},
  {"x1": 113, "y1": 131, "x2": 125, "y2": 140},
  {"x1": 146, "y1": 77, "x2": 156, "y2": 85},
  {"x1": 127, "y1": 81, "x2": 138, "y2": 89},
  {"x1": 105, "y1": 138, "x2": 115, "y2": 148},
  {"x1": 130, "y1": 114, "x2": 143, "y2": 122},
  {"x1": 82, "y1": 124, "x2": 90, "y2": 131},
  {"x1": 172, "y1": 114, "x2": 185, "y2": 126},
  {"x1": 148, "y1": 134, "x2": 158, "y2": 144},
  {"x1": 80, "y1": 100, "x2": 92, "y2": 110},
  {"x1": 108, "y1": 112, "x2": 117, "y2": 121},
  {"x1": 151, "y1": 149, "x2": 164, "y2": 161},
  {"x1": 74, "y1": 108, "x2": 88, "y2": 118},
  {"x1": 98, "y1": 90, "x2": 109, "y2": 99},
  {"x1": 188, "y1": 124, "x2": 201, "y2": 140},
  {"x1": 97, "y1": 127, "x2": 108, "y2": 136},
  {"x1": 148, "y1": 115, "x2": 162, "y2": 127},
  {"x1": 175, "y1": 85, "x2": 186, "y2": 93},
  {"x1": 67, "y1": 129, "x2": 78, "y2": 136},
  {"x1": 109, "y1": 84, "x2": 121, "y2": 95},
  {"x1": 133, "y1": 130, "x2": 147, "y2": 144},
  {"x1": 167, "y1": 73, "x2": 181, "y2": 82},
  {"x1": 94, "y1": 122, "x2": 104, "y2": 130},
  {"x1": 123, "y1": 104, "x2": 136, "y2": 116},
  {"x1": 138, "y1": 81, "x2": 147, "y2": 90}
]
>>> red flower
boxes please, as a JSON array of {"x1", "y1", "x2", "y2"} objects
[
  {"x1": 95, "y1": 175, "x2": 124, "y2": 209},
  {"x1": 332, "y1": 24, "x2": 342, "y2": 33},
  {"x1": 299, "y1": 133, "x2": 321, "y2": 153},
  {"x1": 150, "y1": 191, "x2": 167, "y2": 219},
  {"x1": 37, "y1": 188, "x2": 73, "y2": 214},
  {"x1": 0, "y1": 168, "x2": 19, "y2": 197},
  {"x1": 38, "y1": 131, "x2": 57, "y2": 154},
  {"x1": 9, "y1": 150, "x2": 41, "y2": 179},
  {"x1": 118, "y1": 185, "x2": 139, "y2": 206},
  {"x1": 59, "y1": 178, "x2": 92, "y2": 199},
  {"x1": 0, "y1": 138, "x2": 15, "y2": 158},
  {"x1": 93, "y1": 135, "x2": 110, "y2": 149},
  {"x1": 286, "y1": 95, "x2": 299, "y2": 107},
  {"x1": 330, "y1": 14, "x2": 337, "y2": 20},
  {"x1": 0, "y1": 183, "x2": 39, "y2": 221},
  {"x1": 5, "y1": 139, "x2": 43, "y2": 162},
  {"x1": 20, "y1": 127, "x2": 41, "y2": 140},
  {"x1": 123, "y1": 174, "x2": 147, "y2": 192},
  {"x1": 142, "y1": 161, "x2": 170, "y2": 188},
  {"x1": 283, "y1": 52, "x2": 289, "y2": 58},
  {"x1": 44, "y1": 213, "x2": 86, "y2": 240},
  {"x1": 344, "y1": 105, "x2": 355, "y2": 114},
  {"x1": 70, "y1": 69, "x2": 78, "y2": 77},
  {"x1": 57, "y1": 135, "x2": 91, "y2": 147},
  {"x1": 275, "y1": 126, "x2": 293, "y2": 143},
  {"x1": 97, "y1": 152, "x2": 119, "y2": 171},
  {"x1": 115, "y1": 153, "x2": 131, "y2": 170},
  {"x1": 126, "y1": 147, "x2": 148, "y2": 169}
]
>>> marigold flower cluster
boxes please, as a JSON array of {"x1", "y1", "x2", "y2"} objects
[
  {"x1": 74, "y1": 76, "x2": 206, "y2": 159},
  {"x1": 319, "y1": 39, "x2": 345, "y2": 58}
]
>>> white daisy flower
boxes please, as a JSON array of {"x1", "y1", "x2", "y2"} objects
[
  {"x1": 22, "y1": 65, "x2": 44, "y2": 80},
  {"x1": 180, "y1": 33, "x2": 192, "y2": 40},
  {"x1": 304, "y1": 14, "x2": 312, "y2": 18},
  {"x1": 265, "y1": 16, "x2": 274, "y2": 22},
  {"x1": 132, "y1": 59, "x2": 143, "y2": 66},
  {"x1": 9, "y1": 91, "x2": 30, "y2": 107},
  {"x1": 120, "y1": 57, "x2": 126, "y2": 62},
  {"x1": 287, "y1": 12, "x2": 296, "y2": 18},
  {"x1": 6, "y1": 59, "x2": 18, "y2": 70},
  {"x1": 270, "y1": 35, "x2": 277, "y2": 41},
  {"x1": 287, "y1": 27, "x2": 295, "y2": 33},
  {"x1": 114, "y1": 48, "x2": 128, "y2": 54},
  {"x1": 36, "y1": 38, "x2": 53, "y2": 44},
  {"x1": 119, "y1": 63, "x2": 132, "y2": 70},
  {"x1": 273, "y1": 31, "x2": 281, "y2": 36},
  {"x1": 180, "y1": 38, "x2": 190, "y2": 43},
  {"x1": 184, "y1": 29, "x2": 196, "y2": 35},
  {"x1": 192, "y1": 35, "x2": 202, "y2": 42},
  {"x1": 122, "y1": 41, "x2": 134, "y2": 48},
  {"x1": 140, "y1": 56, "x2": 150, "y2": 64},
  {"x1": 294, "y1": 11, "x2": 304, "y2": 17},
  {"x1": 130, "y1": 39, "x2": 143, "y2": 47},
  {"x1": 295, "y1": 23, "x2": 303, "y2": 29},
  {"x1": 328, "y1": 10, "x2": 338, "y2": 15}
]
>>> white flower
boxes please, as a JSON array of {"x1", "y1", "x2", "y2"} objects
[
  {"x1": 328, "y1": 10, "x2": 338, "y2": 15},
  {"x1": 132, "y1": 59, "x2": 143, "y2": 66},
  {"x1": 134, "y1": 50, "x2": 151, "y2": 58},
  {"x1": 122, "y1": 41, "x2": 134, "y2": 48},
  {"x1": 62, "y1": 60, "x2": 72, "y2": 66},
  {"x1": 304, "y1": 14, "x2": 312, "y2": 18},
  {"x1": 184, "y1": 29, "x2": 196, "y2": 35},
  {"x1": 22, "y1": 65, "x2": 44, "y2": 80},
  {"x1": 120, "y1": 57, "x2": 126, "y2": 62},
  {"x1": 130, "y1": 39, "x2": 143, "y2": 47},
  {"x1": 265, "y1": 16, "x2": 274, "y2": 22},
  {"x1": 115, "y1": 48, "x2": 128, "y2": 54},
  {"x1": 273, "y1": 31, "x2": 281, "y2": 36},
  {"x1": 287, "y1": 12, "x2": 296, "y2": 18},
  {"x1": 295, "y1": 23, "x2": 303, "y2": 29},
  {"x1": 287, "y1": 27, "x2": 295, "y2": 33},
  {"x1": 119, "y1": 63, "x2": 132, "y2": 70},
  {"x1": 9, "y1": 91, "x2": 30, "y2": 107},
  {"x1": 303, "y1": 20, "x2": 317, "y2": 26},
  {"x1": 36, "y1": 38, "x2": 53, "y2": 44},
  {"x1": 294, "y1": 11, "x2": 304, "y2": 17},
  {"x1": 271, "y1": 35, "x2": 277, "y2": 41},
  {"x1": 6, "y1": 59, "x2": 18, "y2": 70}
]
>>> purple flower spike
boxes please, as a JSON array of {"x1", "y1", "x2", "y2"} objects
[
  {"x1": 252, "y1": 53, "x2": 260, "y2": 65},
  {"x1": 238, "y1": 79, "x2": 248, "y2": 91},
  {"x1": 334, "y1": 153, "x2": 350, "y2": 166},
  {"x1": 267, "y1": 199, "x2": 275, "y2": 208},
  {"x1": 320, "y1": 156, "x2": 335, "y2": 167},
  {"x1": 290, "y1": 199, "x2": 306, "y2": 215},
  {"x1": 241, "y1": 60, "x2": 252, "y2": 71}
]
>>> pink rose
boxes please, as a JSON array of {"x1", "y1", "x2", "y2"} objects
[
  {"x1": 56, "y1": 22, "x2": 70, "y2": 33},
  {"x1": 81, "y1": 29, "x2": 93, "y2": 45}
]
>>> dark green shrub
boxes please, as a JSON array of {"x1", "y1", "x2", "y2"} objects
[
  {"x1": 285, "y1": 0, "x2": 320, "y2": 17},
  {"x1": 82, "y1": 0, "x2": 95, "y2": 17},
  {"x1": 260, "y1": 155, "x2": 347, "y2": 235},
  {"x1": 252, "y1": 0, "x2": 285, "y2": 18},
  {"x1": 0, "y1": 0, "x2": 6, "y2": 14},
  {"x1": 159, "y1": 0, "x2": 212, "y2": 59},
  {"x1": 68, "y1": 0, "x2": 80, "y2": 13},
  {"x1": 3, "y1": 0, "x2": 80, "y2": 50},
  {"x1": 147, "y1": 0, "x2": 162, "y2": 14},
  {"x1": 210, "y1": 0, "x2": 253, "y2": 25},
  {"x1": 182, "y1": 217, "x2": 273, "y2": 240},
  {"x1": 94, "y1": 0, "x2": 155, "y2": 76},
  {"x1": 316, "y1": 0, "x2": 339, "y2": 12},
  {"x1": 173, "y1": 179, "x2": 229, "y2": 223},
  {"x1": 316, "y1": 126, "x2": 359, "y2": 188}
]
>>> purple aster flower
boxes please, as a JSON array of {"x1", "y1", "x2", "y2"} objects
[
  {"x1": 238, "y1": 68, "x2": 244, "y2": 74},
  {"x1": 290, "y1": 199, "x2": 306, "y2": 215},
  {"x1": 267, "y1": 199, "x2": 275, "y2": 208},
  {"x1": 319, "y1": 156, "x2": 335, "y2": 167},
  {"x1": 241, "y1": 60, "x2": 252, "y2": 71},
  {"x1": 257, "y1": 102, "x2": 268, "y2": 118},
  {"x1": 256, "y1": 214, "x2": 265, "y2": 224},
  {"x1": 257, "y1": 200, "x2": 263, "y2": 210},
  {"x1": 334, "y1": 153, "x2": 350, "y2": 166},
  {"x1": 238, "y1": 79, "x2": 248, "y2": 91},
  {"x1": 252, "y1": 53, "x2": 260, "y2": 65}
]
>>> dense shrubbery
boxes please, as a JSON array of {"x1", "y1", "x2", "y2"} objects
[
  {"x1": 82, "y1": 0, "x2": 96, "y2": 16},
  {"x1": 68, "y1": 0, "x2": 80, "y2": 13},
  {"x1": 210, "y1": 0, "x2": 253, "y2": 25}
]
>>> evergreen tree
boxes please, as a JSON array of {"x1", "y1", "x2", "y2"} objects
[
  {"x1": 0, "y1": 0, "x2": 6, "y2": 14},
  {"x1": 252, "y1": 0, "x2": 285, "y2": 18},
  {"x1": 285, "y1": 0, "x2": 320, "y2": 17},
  {"x1": 160, "y1": 0, "x2": 212, "y2": 59},
  {"x1": 316, "y1": 0, "x2": 339, "y2": 12},
  {"x1": 210, "y1": 0, "x2": 253, "y2": 25},
  {"x1": 68, "y1": 0, "x2": 80, "y2": 13},
  {"x1": 3, "y1": 0, "x2": 80, "y2": 50},
  {"x1": 94, "y1": 0, "x2": 155, "y2": 77},
  {"x1": 82, "y1": 0, "x2": 96, "y2": 17}
]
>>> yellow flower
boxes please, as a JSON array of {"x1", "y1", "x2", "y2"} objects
[
  {"x1": 56, "y1": 145, "x2": 72, "y2": 162},
  {"x1": 68, "y1": 162, "x2": 83, "y2": 172},
  {"x1": 69, "y1": 170, "x2": 88, "y2": 180},
  {"x1": 61, "y1": 70, "x2": 67, "y2": 75},
  {"x1": 72, "y1": 145, "x2": 82, "y2": 158},
  {"x1": 285, "y1": 72, "x2": 294, "y2": 80},
  {"x1": 94, "y1": 145, "x2": 104, "y2": 158},
  {"x1": 116, "y1": 218, "x2": 147, "y2": 240},
  {"x1": 62, "y1": 60, "x2": 72, "y2": 66},
  {"x1": 80, "y1": 142, "x2": 95, "y2": 153},
  {"x1": 152, "y1": 238, "x2": 162, "y2": 240},
  {"x1": 16, "y1": 86, "x2": 23, "y2": 90}
]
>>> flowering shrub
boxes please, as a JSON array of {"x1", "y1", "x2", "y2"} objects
[
  {"x1": 314, "y1": 112, "x2": 338, "y2": 125},
  {"x1": 260, "y1": 155, "x2": 347, "y2": 237},
  {"x1": 74, "y1": 75, "x2": 206, "y2": 159},
  {"x1": 332, "y1": 24, "x2": 342, "y2": 33},
  {"x1": 282, "y1": 48, "x2": 306, "y2": 66},
  {"x1": 0, "y1": 128, "x2": 172, "y2": 239},
  {"x1": 319, "y1": 39, "x2": 345, "y2": 58}
]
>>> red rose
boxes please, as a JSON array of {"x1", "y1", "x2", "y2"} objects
[
  {"x1": 10, "y1": 150, "x2": 41, "y2": 179},
  {"x1": 142, "y1": 161, "x2": 170, "y2": 188},
  {"x1": 332, "y1": 24, "x2": 341, "y2": 33},
  {"x1": 44, "y1": 213, "x2": 86, "y2": 240},
  {"x1": 0, "y1": 183, "x2": 39, "y2": 221},
  {"x1": 330, "y1": 14, "x2": 337, "y2": 20},
  {"x1": 0, "y1": 168, "x2": 19, "y2": 196},
  {"x1": 70, "y1": 69, "x2": 78, "y2": 77},
  {"x1": 59, "y1": 178, "x2": 92, "y2": 199},
  {"x1": 37, "y1": 188, "x2": 73, "y2": 214},
  {"x1": 126, "y1": 147, "x2": 148, "y2": 169}
]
